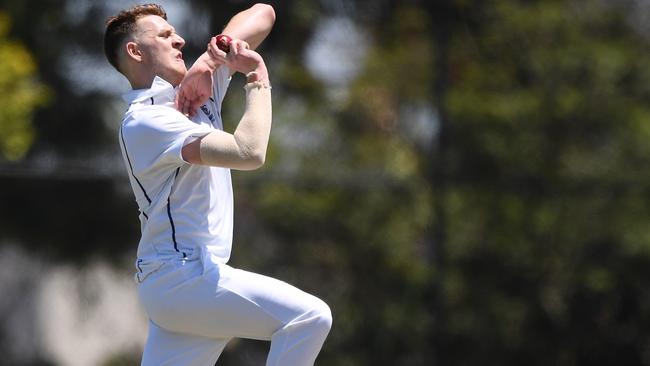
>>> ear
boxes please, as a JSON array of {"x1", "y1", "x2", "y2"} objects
[{"x1": 125, "y1": 41, "x2": 143, "y2": 63}]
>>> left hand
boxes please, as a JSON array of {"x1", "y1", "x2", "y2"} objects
[{"x1": 209, "y1": 38, "x2": 261, "y2": 76}]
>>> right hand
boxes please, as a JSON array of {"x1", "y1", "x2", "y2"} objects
[
  {"x1": 208, "y1": 37, "x2": 268, "y2": 81},
  {"x1": 175, "y1": 52, "x2": 224, "y2": 117}
]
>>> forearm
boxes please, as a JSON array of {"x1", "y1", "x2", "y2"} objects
[
  {"x1": 199, "y1": 80, "x2": 272, "y2": 170},
  {"x1": 193, "y1": 51, "x2": 220, "y2": 73},
  {"x1": 222, "y1": 3, "x2": 276, "y2": 50},
  {"x1": 188, "y1": 5, "x2": 274, "y2": 169},
  {"x1": 193, "y1": 4, "x2": 274, "y2": 78}
]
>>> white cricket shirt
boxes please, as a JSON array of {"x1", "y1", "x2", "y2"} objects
[{"x1": 119, "y1": 67, "x2": 233, "y2": 281}]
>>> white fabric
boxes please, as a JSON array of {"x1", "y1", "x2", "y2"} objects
[
  {"x1": 118, "y1": 66, "x2": 331, "y2": 366},
  {"x1": 139, "y1": 258, "x2": 332, "y2": 366},
  {"x1": 119, "y1": 66, "x2": 234, "y2": 279}
]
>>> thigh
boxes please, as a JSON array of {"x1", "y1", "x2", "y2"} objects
[
  {"x1": 141, "y1": 320, "x2": 229, "y2": 366},
  {"x1": 215, "y1": 264, "x2": 329, "y2": 331},
  {"x1": 139, "y1": 260, "x2": 326, "y2": 341}
]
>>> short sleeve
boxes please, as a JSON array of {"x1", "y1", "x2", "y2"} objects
[
  {"x1": 212, "y1": 65, "x2": 232, "y2": 107},
  {"x1": 122, "y1": 106, "x2": 213, "y2": 174}
]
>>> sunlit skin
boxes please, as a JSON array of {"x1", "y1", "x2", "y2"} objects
[
  {"x1": 175, "y1": 36, "x2": 267, "y2": 118},
  {"x1": 118, "y1": 12, "x2": 270, "y2": 165},
  {"x1": 122, "y1": 15, "x2": 187, "y2": 89},
  {"x1": 121, "y1": 14, "x2": 267, "y2": 117},
  {"x1": 118, "y1": 3, "x2": 276, "y2": 114}
]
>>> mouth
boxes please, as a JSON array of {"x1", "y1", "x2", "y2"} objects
[{"x1": 176, "y1": 52, "x2": 184, "y2": 62}]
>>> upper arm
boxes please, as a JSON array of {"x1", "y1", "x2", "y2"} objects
[
  {"x1": 126, "y1": 108, "x2": 212, "y2": 170},
  {"x1": 181, "y1": 137, "x2": 202, "y2": 164},
  {"x1": 222, "y1": 3, "x2": 276, "y2": 51}
]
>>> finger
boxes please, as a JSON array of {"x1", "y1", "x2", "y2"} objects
[
  {"x1": 207, "y1": 45, "x2": 217, "y2": 59},
  {"x1": 176, "y1": 89, "x2": 187, "y2": 112},
  {"x1": 182, "y1": 96, "x2": 191, "y2": 117},
  {"x1": 207, "y1": 43, "x2": 227, "y2": 61},
  {"x1": 186, "y1": 97, "x2": 195, "y2": 117},
  {"x1": 208, "y1": 37, "x2": 226, "y2": 58},
  {"x1": 233, "y1": 39, "x2": 248, "y2": 56},
  {"x1": 186, "y1": 99, "x2": 194, "y2": 117},
  {"x1": 174, "y1": 91, "x2": 181, "y2": 110},
  {"x1": 191, "y1": 94, "x2": 207, "y2": 117},
  {"x1": 238, "y1": 41, "x2": 251, "y2": 55},
  {"x1": 231, "y1": 42, "x2": 239, "y2": 57},
  {"x1": 208, "y1": 37, "x2": 220, "y2": 53},
  {"x1": 226, "y1": 48, "x2": 236, "y2": 64},
  {"x1": 190, "y1": 99, "x2": 202, "y2": 116}
]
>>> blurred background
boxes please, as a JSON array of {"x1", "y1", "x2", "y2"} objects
[{"x1": 1, "y1": 0, "x2": 650, "y2": 365}]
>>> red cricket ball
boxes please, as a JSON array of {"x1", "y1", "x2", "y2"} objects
[{"x1": 215, "y1": 34, "x2": 232, "y2": 53}]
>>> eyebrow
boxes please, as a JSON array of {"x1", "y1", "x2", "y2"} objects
[
  {"x1": 137, "y1": 25, "x2": 176, "y2": 37},
  {"x1": 159, "y1": 26, "x2": 176, "y2": 35}
]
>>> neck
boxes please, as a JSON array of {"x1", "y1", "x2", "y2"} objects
[{"x1": 129, "y1": 72, "x2": 156, "y2": 90}]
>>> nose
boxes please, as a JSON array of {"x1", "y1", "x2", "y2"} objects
[{"x1": 173, "y1": 33, "x2": 185, "y2": 49}]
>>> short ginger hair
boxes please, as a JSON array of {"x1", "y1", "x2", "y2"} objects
[{"x1": 104, "y1": 3, "x2": 167, "y2": 72}]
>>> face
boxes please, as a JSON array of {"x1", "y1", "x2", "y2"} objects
[{"x1": 133, "y1": 15, "x2": 186, "y2": 86}]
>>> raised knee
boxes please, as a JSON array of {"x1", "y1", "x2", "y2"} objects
[{"x1": 311, "y1": 299, "x2": 332, "y2": 334}]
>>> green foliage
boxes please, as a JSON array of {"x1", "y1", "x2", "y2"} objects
[
  {"x1": 100, "y1": 351, "x2": 140, "y2": 366},
  {"x1": 227, "y1": 4, "x2": 436, "y2": 365},
  {"x1": 0, "y1": 12, "x2": 49, "y2": 160},
  {"x1": 235, "y1": 0, "x2": 650, "y2": 364},
  {"x1": 439, "y1": 0, "x2": 650, "y2": 364}
]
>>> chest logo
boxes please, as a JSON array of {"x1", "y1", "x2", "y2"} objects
[{"x1": 200, "y1": 105, "x2": 216, "y2": 123}]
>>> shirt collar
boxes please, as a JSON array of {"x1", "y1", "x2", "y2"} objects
[{"x1": 122, "y1": 76, "x2": 177, "y2": 105}]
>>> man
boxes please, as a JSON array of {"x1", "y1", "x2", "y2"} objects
[{"x1": 103, "y1": 3, "x2": 332, "y2": 365}]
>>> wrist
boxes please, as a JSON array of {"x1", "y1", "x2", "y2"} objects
[
  {"x1": 198, "y1": 52, "x2": 219, "y2": 73},
  {"x1": 246, "y1": 62, "x2": 269, "y2": 83}
]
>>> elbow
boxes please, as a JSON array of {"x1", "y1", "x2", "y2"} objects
[
  {"x1": 236, "y1": 146, "x2": 266, "y2": 171},
  {"x1": 254, "y1": 3, "x2": 276, "y2": 26},
  {"x1": 247, "y1": 151, "x2": 266, "y2": 170},
  {"x1": 237, "y1": 157, "x2": 265, "y2": 171}
]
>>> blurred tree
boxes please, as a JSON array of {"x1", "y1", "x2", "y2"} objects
[
  {"x1": 223, "y1": 0, "x2": 650, "y2": 365},
  {"x1": 436, "y1": 0, "x2": 650, "y2": 365},
  {"x1": 0, "y1": 11, "x2": 49, "y2": 160},
  {"x1": 0, "y1": 1, "x2": 148, "y2": 263},
  {"x1": 225, "y1": 2, "x2": 436, "y2": 365}
]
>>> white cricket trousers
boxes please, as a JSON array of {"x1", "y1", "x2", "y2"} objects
[{"x1": 137, "y1": 256, "x2": 332, "y2": 366}]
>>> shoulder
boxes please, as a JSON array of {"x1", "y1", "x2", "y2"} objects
[{"x1": 123, "y1": 105, "x2": 193, "y2": 133}]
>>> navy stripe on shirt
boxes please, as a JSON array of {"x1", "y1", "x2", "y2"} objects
[
  {"x1": 120, "y1": 126, "x2": 152, "y2": 204},
  {"x1": 166, "y1": 167, "x2": 185, "y2": 257}
]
